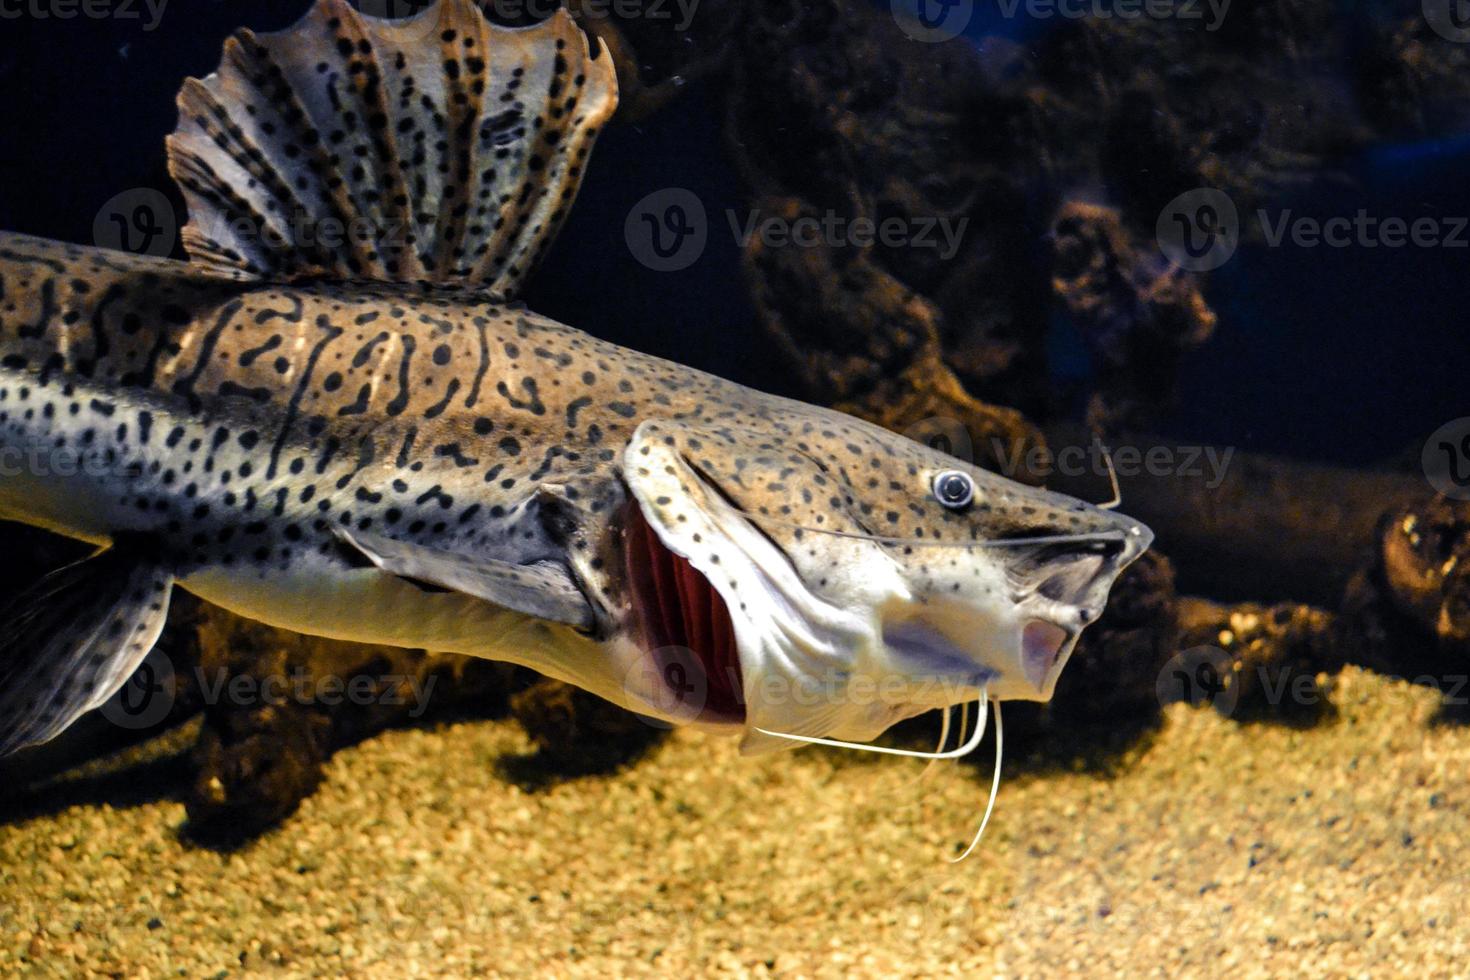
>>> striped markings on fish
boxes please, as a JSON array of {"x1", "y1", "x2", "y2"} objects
[{"x1": 0, "y1": 0, "x2": 1152, "y2": 845}]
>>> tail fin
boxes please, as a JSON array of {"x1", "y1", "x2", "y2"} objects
[{"x1": 165, "y1": 0, "x2": 618, "y2": 295}]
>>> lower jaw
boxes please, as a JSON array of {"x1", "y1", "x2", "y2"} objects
[
  {"x1": 878, "y1": 617, "x2": 1074, "y2": 704},
  {"x1": 1022, "y1": 620, "x2": 1074, "y2": 692}
]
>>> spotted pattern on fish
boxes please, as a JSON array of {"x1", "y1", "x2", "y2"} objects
[
  {"x1": 0, "y1": 228, "x2": 1126, "y2": 602},
  {"x1": 167, "y1": 0, "x2": 611, "y2": 291},
  {"x1": 0, "y1": 0, "x2": 1153, "y2": 757}
]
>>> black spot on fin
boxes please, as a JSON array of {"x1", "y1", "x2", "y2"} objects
[
  {"x1": 335, "y1": 526, "x2": 593, "y2": 629},
  {"x1": 165, "y1": 0, "x2": 618, "y2": 297},
  {"x1": 0, "y1": 549, "x2": 175, "y2": 757}
]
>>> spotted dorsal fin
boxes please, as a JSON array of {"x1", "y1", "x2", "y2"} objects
[{"x1": 165, "y1": 0, "x2": 617, "y2": 295}]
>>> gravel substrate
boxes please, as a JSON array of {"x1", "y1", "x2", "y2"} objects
[{"x1": 2, "y1": 666, "x2": 1467, "y2": 978}]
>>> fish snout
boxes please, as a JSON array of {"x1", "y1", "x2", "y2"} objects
[
  {"x1": 875, "y1": 501, "x2": 1154, "y2": 706},
  {"x1": 1003, "y1": 508, "x2": 1153, "y2": 700},
  {"x1": 1034, "y1": 514, "x2": 1151, "y2": 607}
]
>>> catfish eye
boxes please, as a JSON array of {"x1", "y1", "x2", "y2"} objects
[{"x1": 933, "y1": 470, "x2": 975, "y2": 510}]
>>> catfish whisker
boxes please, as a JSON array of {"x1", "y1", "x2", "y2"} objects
[
  {"x1": 950, "y1": 700, "x2": 1004, "y2": 864},
  {"x1": 756, "y1": 696, "x2": 1004, "y2": 861},
  {"x1": 1095, "y1": 439, "x2": 1123, "y2": 511},
  {"x1": 915, "y1": 704, "x2": 955, "y2": 784},
  {"x1": 756, "y1": 693, "x2": 989, "y2": 760},
  {"x1": 743, "y1": 513, "x2": 1133, "y2": 550}
]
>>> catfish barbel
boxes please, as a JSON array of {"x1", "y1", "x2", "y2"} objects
[{"x1": 0, "y1": 0, "x2": 1151, "y2": 778}]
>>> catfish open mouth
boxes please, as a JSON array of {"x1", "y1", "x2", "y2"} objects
[
  {"x1": 623, "y1": 502, "x2": 747, "y2": 724},
  {"x1": 1015, "y1": 534, "x2": 1136, "y2": 695},
  {"x1": 1021, "y1": 619, "x2": 1074, "y2": 691}
]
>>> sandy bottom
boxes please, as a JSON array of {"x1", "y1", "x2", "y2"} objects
[{"x1": 2, "y1": 666, "x2": 1467, "y2": 978}]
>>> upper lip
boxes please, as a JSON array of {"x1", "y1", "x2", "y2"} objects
[
  {"x1": 1027, "y1": 533, "x2": 1127, "y2": 596},
  {"x1": 1010, "y1": 527, "x2": 1149, "y2": 692}
]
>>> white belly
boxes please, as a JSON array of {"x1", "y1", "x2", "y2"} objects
[
  {"x1": 179, "y1": 554, "x2": 649, "y2": 708},
  {"x1": 183, "y1": 556, "x2": 547, "y2": 658}
]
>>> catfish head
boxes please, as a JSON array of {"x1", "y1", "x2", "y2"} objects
[{"x1": 603, "y1": 410, "x2": 1152, "y2": 754}]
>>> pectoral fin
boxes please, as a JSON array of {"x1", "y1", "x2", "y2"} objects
[
  {"x1": 0, "y1": 549, "x2": 174, "y2": 757},
  {"x1": 336, "y1": 528, "x2": 593, "y2": 629}
]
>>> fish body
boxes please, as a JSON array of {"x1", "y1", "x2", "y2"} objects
[
  {"x1": 0, "y1": 0, "x2": 1152, "y2": 757},
  {"x1": 0, "y1": 234, "x2": 635, "y2": 663}
]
